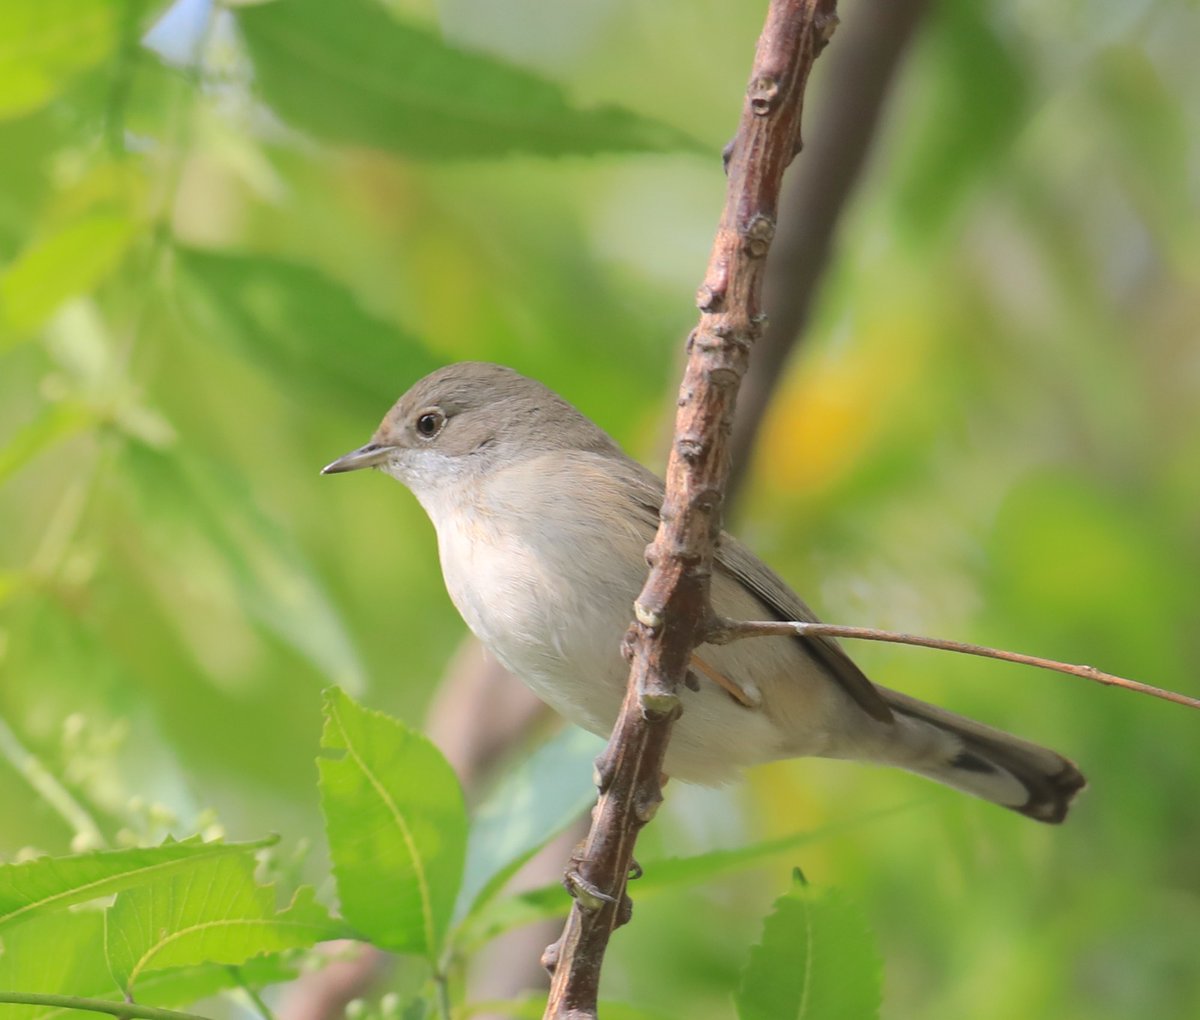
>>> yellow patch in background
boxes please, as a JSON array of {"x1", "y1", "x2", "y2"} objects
[{"x1": 754, "y1": 314, "x2": 929, "y2": 499}]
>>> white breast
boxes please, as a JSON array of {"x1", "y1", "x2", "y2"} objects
[
  {"x1": 429, "y1": 466, "x2": 633, "y2": 739},
  {"x1": 420, "y1": 453, "x2": 793, "y2": 784}
]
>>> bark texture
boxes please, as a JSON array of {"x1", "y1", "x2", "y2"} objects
[{"x1": 542, "y1": 3, "x2": 841, "y2": 1016}]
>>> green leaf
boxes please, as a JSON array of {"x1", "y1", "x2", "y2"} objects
[
  {"x1": 0, "y1": 836, "x2": 275, "y2": 935},
  {"x1": 0, "y1": 945, "x2": 302, "y2": 1017},
  {"x1": 0, "y1": 0, "x2": 118, "y2": 120},
  {"x1": 235, "y1": 0, "x2": 702, "y2": 159},
  {"x1": 0, "y1": 214, "x2": 138, "y2": 340},
  {"x1": 0, "y1": 911, "x2": 119, "y2": 1019},
  {"x1": 133, "y1": 952, "x2": 303, "y2": 1009},
  {"x1": 104, "y1": 853, "x2": 345, "y2": 994},
  {"x1": 0, "y1": 910, "x2": 294, "y2": 1020},
  {"x1": 319, "y1": 687, "x2": 467, "y2": 958},
  {"x1": 734, "y1": 872, "x2": 881, "y2": 1020},
  {"x1": 455, "y1": 726, "x2": 600, "y2": 923},
  {"x1": 173, "y1": 247, "x2": 439, "y2": 412},
  {"x1": 462, "y1": 804, "x2": 913, "y2": 948}
]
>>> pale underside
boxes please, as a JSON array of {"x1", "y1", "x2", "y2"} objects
[{"x1": 417, "y1": 449, "x2": 966, "y2": 786}]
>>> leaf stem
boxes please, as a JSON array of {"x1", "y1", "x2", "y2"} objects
[
  {"x1": 228, "y1": 966, "x2": 277, "y2": 1020},
  {"x1": 434, "y1": 968, "x2": 453, "y2": 1020},
  {"x1": 0, "y1": 993, "x2": 213, "y2": 1020}
]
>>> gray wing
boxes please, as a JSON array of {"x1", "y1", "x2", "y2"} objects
[
  {"x1": 611, "y1": 456, "x2": 895, "y2": 724},
  {"x1": 714, "y1": 535, "x2": 894, "y2": 722}
]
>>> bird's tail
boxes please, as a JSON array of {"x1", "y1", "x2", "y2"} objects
[{"x1": 879, "y1": 688, "x2": 1086, "y2": 823}]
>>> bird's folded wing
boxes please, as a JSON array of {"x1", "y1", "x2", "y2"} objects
[{"x1": 612, "y1": 455, "x2": 894, "y2": 724}]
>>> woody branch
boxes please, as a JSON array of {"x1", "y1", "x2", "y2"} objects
[{"x1": 541, "y1": 2, "x2": 841, "y2": 1017}]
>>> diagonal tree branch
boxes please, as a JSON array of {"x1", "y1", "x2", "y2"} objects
[{"x1": 541, "y1": 2, "x2": 841, "y2": 1016}]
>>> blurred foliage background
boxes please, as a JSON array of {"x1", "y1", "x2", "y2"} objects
[{"x1": 1, "y1": 0, "x2": 1198, "y2": 1017}]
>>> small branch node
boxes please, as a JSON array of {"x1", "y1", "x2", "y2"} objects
[
  {"x1": 616, "y1": 893, "x2": 634, "y2": 928},
  {"x1": 634, "y1": 788, "x2": 664, "y2": 824},
  {"x1": 540, "y1": 940, "x2": 561, "y2": 976},
  {"x1": 676, "y1": 434, "x2": 708, "y2": 463},
  {"x1": 564, "y1": 869, "x2": 617, "y2": 912},
  {"x1": 688, "y1": 486, "x2": 722, "y2": 514},
  {"x1": 818, "y1": 10, "x2": 840, "y2": 42},
  {"x1": 697, "y1": 282, "x2": 725, "y2": 312},
  {"x1": 620, "y1": 626, "x2": 638, "y2": 663},
  {"x1": 742, "y1": 213, "x2": 777, "y2": 257},
  {"x1": 707, "y1": 365, "x2": 742, "y2": 389},
  {"x1": 660, "y1": 542, "x2": 701, "y2": 567},
  {"x1": 633, "y1": 600, "x2": 664, "y2": 630},
  {"x1": 697, "y1": 324, "x2": 754, "y2": 357},
  {"x1": 593, "y1": 748, "x2": 617, "y2": 792},
  {"x1": 638, "y1": 687, "x2": 682, "y2": 718},
  {"x1": 748, "y1": 75, "x2": 781, "y2": 115}
]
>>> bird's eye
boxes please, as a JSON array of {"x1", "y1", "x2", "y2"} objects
[{"x1": 415, "y1": 409, "x2": 445, "y2": 439}]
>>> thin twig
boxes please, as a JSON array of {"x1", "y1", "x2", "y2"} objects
[
  {"x1": 228, "y1": 966, "x2": 277, "y2": 1020},
  {"x1": 0, "y1": 993, "x2": 211, "y2": 1020},
  {"x1": 706, "y1": 619, "x2": 1200, "y2": 711},
  {"x1": 541, "y1": 2, "x2": 840, "y2": 1017},
  {"x1": 434, "y1": 968, "x2": 453, "y2": 1020}
]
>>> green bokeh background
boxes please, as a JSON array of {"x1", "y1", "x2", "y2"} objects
[{"x1": 1, "y1": 0, "x2": 1198, "y2": 1016}]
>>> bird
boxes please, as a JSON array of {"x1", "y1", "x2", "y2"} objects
[{"x1": 323, "y1": 361, "x2": 1085, "y2": 823}]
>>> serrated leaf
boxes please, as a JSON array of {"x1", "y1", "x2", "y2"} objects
[
  {"x1": 455, "y1": 726, "x2": 600, "y2": 923},
  {"x1": 319, "y1": 687, "x2": 467, "y2": 958},
  {"x1": 104, "y1": 853, "x2": 345, "y2": 994},
  {"x1": 173, "y1": 247, "x2": 439, "y2": 411},
  {"x1": 0, "y1": 911, "x2": 118, "y2": 1019},
  {"x1": 0, "y1": 0, "x2": 118, "y2": 120},
  {"x1": 134, "y1": 952, "x2": 303, "y2": 1009},
  {"x1": 0, "y1": 836, "x2": 274, "y2": 935},
  {"x1": 235, "y1": 0, "x2": 702, "y2": 159},
  {"x1": 0, "y1": 911, "x2": 294, "y2": 1020},
  {"x1": 734, "y1": 873, "x2": 881, "y2": 1020}
]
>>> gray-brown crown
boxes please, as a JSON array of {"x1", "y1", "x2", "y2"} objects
[{"x1": 372, "y1": 362, "x2": 621, "y2": 461}]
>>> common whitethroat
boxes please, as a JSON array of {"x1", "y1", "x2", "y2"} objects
[{"x1": 323, "y1": 362, "x2": 1085, "y2": 822}]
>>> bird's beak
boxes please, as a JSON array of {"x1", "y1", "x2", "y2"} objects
[{"x1": 321, "y1": 443, "x2": 396, "y2": 475}]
